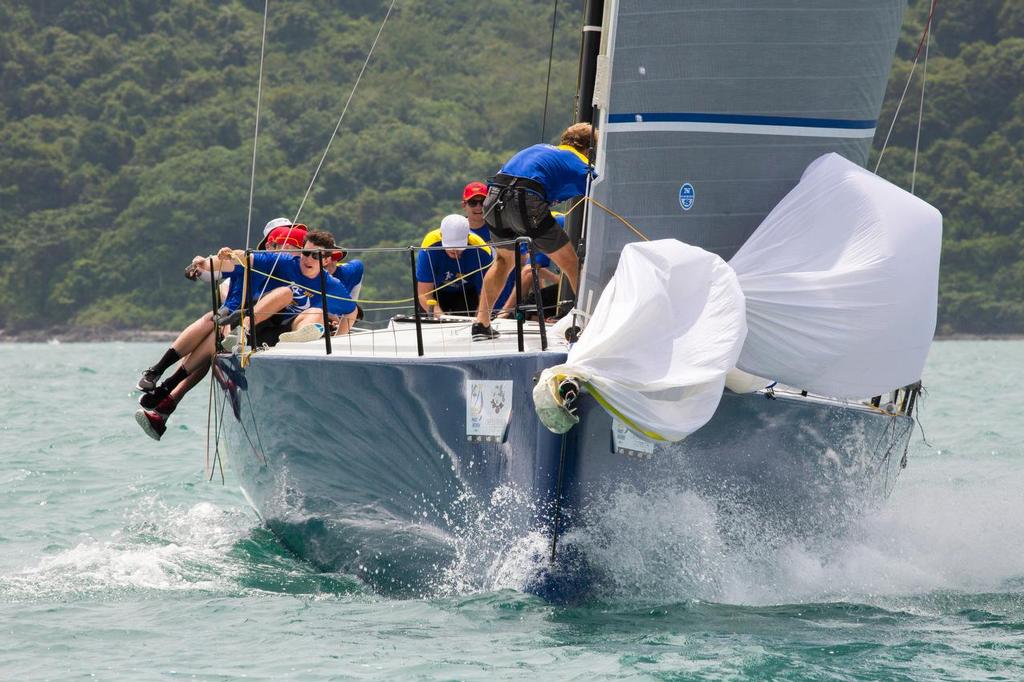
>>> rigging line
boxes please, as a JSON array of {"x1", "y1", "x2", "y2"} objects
[
  {"x1": 585, "y1": 196, "x2": 650, "y2": 242},
  {"x1": 911, "y1": 11, "x2": 931, "y2": 195},
  {"x1": 245, "y1": 0, "x2": 271, "y2": 250},
  {"x1": 253, "y1": 0, "x2": 396, "y2": 304},
  {"x1": 205, "y1": 361, "x2": 214, "y2": 477},
  {"x1": 214, "y1": 386, "x2": 228, "y2": 485},
  {"x1": 540, "y1": 0, "x2": 560, "y2": 142},
  {"x1": 549, "y1": 432, "x2": 569, "y2": 562},
  {"x1": 290, "y1": 0, "x2": 397, "y2": 227},
  {"x1": 874, "y1": 0, "x2": 937, "y2": 174}
]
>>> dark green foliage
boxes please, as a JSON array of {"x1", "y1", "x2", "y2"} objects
[
  {"x1": 873, "y1": 0, "x2": 1024, "y2": 334},
  {"x1": 0, "y1": 0, "x2": 1019, "y2": 333}
]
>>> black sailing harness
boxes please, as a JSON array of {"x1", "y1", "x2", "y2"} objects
[{"x1": 484, "y1": 173, "x2": 559, "y2": 237}]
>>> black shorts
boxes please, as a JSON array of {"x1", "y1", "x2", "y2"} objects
[
  {"x1": 483, "y1": 185, "x2": 571, "y2": 254},
  {"x1": 418, "y1": 287, "x2": 480, "y2": 316},
  {"x1": 248, "y1": 315, "x2": 294, "y2": 347}
]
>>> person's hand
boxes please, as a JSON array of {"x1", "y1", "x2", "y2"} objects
[{"x1": 216, "y1": 247, "x2": 234, "y2": 261}]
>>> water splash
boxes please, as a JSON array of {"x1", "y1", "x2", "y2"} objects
[
  {"x1": 0, "y1": 496, "x2": 362, "y2": 601},
  {"x1": 558, "y1": 462, "x2": 1024, "y2": 606},
  {"x1": 0, "y1": 499, "x2": 249, "y2": 600},
  {"x1": 434, "y1": 484, "x2": 551, "y2": 596}
]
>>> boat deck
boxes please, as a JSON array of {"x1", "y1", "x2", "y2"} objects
[{"x1": 258, "y1": 315, "x2": 567, "y2": 359}]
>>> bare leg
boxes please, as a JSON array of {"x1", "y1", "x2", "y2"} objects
[
  {"x1": 475, "y1": 248, "x2": 515, "y2": 326},
  {"x1": 333, "y1": 309, "x2": 357, "y2": 336},
  {"x1": 290, "y1": 308, "x2": 325, "y2": 331},
  {"x1": 544, "y1": 243, "x2": 579, "y2": 295},
  {"x1": 171, "y1": 311, "x2": 216, "y2": 357}
]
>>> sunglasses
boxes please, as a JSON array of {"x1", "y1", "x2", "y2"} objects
[
  {"x1": 465, "y1": 198, "x2": 485, "y2": 207},
  {"x1": 301, "y1": 250, "x2": 321, "y2": 259}
]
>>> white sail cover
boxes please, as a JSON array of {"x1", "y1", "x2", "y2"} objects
[
  {"x1": 538, "y1": 240, "x2": 747, "y2": 441},
  {"x1": 728, "y1": 153, "x2": 942, "y2": 398}
]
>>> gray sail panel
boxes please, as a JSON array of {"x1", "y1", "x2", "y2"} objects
[{"x1": 580, "y1": 0, "x2": 906, "y2": 311}]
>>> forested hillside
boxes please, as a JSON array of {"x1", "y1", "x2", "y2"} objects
[{"x1": 0, "y1": 0, "x2": 1021, "y2": 334}]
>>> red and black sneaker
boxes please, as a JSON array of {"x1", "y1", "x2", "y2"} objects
[
  {"x1": 134, "y1": 408, "x2": 167, "y2": 441},
  {"x1": 138, "y1": 385, "x2": 170, "y2": 410}
]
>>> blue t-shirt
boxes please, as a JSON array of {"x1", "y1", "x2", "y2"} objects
[
  {"x1": 472, "y1": 225, "x2": 491, "y2": 243},
  {"x1": 221, "y1": 253, "x2": 282, "y2": 312},
  {"x1": 335, "y1": 259, "x2": 364, "y2": 296},
  {"x1": 415, "y1": 245, "x2": 493, "y2": 294},
  {"x1": 248, "y1": 252, "x2": 356, "y2": 318},
  {"x1": 498, "y1": 144, "x2": 592, "y2": 203}
]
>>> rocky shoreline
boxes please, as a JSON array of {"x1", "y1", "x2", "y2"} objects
[{"x1": 0, "y1": 328, "x2": 178, "y2": 343}]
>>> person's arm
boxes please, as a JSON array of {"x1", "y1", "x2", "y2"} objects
[
  {"x1": 417, "y1": 281, "x2": 440, "y2": 316},
  {"x1": 190, "y1": 247, "x2": 246, "y2": 274}
]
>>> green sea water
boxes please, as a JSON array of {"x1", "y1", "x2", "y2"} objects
[{"x1": 1, "y1": 341, "x2": 1022, "y2": 680}]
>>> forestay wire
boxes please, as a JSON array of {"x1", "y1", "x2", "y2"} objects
[
  {"x1": 289, "y1": 0, "x2": 398, "y2": 228},
  {"x1": 873, "y1": 0, "x2": 937, "y2": 186},
  {"x1": 244, "y1": 0, "x2": 271, "y2": 250},
  {"x1": 253, "y1": 0, "x2": 398, "y2": 304}
]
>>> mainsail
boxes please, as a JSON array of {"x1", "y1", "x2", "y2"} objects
[{"x1": 580, "y1": 0, "x2": 908, "y2": 311}]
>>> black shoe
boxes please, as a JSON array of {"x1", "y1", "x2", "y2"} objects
[
  {"x1": 471, "y1": 322, "x2": 500, "y2": 341},
  {"x1": 139, "y1": 385, "x2": 170, "y2": 410},
  {"x1": 136, "y1": 368, "x2": 160, "y2": 392}
]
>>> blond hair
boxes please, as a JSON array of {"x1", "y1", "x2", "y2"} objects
[{"x1": 559, "y1": 123, "x2": 595, "y2": 153}]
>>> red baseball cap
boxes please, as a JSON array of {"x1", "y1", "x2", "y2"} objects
[
  {"x1": 462, "y1": 181, "x2": 487, "y2": 202},
  {"x1": 265, "y1": 224, "x2": 308, "y2": 249}
]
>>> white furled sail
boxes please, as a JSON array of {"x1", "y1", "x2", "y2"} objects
[
  {"x1": 729, "y1": 153, "x2": 942, "y2": 398},
  {"x1": 535, "y1": 240, "x2": 746, "y2": 441}
]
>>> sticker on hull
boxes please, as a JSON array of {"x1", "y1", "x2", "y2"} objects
[
  {"x1": 467, "y1": 380, "x2": 513, "y2": 442},
  {"x1": 612, "y1": 419, "x2": 656, "y2": 458}
]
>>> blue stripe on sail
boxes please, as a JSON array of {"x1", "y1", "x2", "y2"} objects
[{"x1": 607, "y1": 113, "x2": 876, "y2": 130}]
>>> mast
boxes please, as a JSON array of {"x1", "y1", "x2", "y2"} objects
[{"x1": 565, "y1": 0, "x2": 604, "y2": 265}]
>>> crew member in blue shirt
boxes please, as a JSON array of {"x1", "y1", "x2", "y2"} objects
[
  {"x1": 461, "y1": 181, "x2": 490, "y2": 242},
  {"x1": 416, "y1": 214, "x2": 493, "y2": 317},
  {"x1": 472, "y1": 123, "x2": 594, "y2": 340},
  {"x1": 135, "y1": 230, "x2": 355, "y2": 441}
]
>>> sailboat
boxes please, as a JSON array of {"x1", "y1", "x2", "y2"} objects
[{"x1": 216, "y1": 0, "x2": 940, "y2": 599}]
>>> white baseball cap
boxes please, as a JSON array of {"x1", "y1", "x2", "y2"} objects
[
  {"x1": 440, "y1": 214, "x2": 471, "y2": 248},
  {"x1": 263, "y1": 217, "x2": 292, "y2": 236}
]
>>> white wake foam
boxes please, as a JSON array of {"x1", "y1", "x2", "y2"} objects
[{"x1": 0, "y1": 499, "x2": 254, "y2": 600}]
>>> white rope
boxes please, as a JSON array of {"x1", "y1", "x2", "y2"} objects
[
  {"x1": 290, "y1": 0, "x2": 398, "y2": 226},
  {"x1": 911, "y1": 22, "x2": 930, "y2": 195},
  {"x1": 245, "y1": 0, "x2": 270, "y2": 249}
]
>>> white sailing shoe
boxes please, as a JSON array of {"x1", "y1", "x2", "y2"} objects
[{"x1": 279, "y1": 323, "x2": 324, "y2": 344}]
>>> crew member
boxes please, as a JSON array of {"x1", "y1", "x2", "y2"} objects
[
  {"x1": 471, "y1": 123, "x2": 594, "y2": 340},
  {"x1": 416, "y1": 214, "x2": 492, "y2": 317}
]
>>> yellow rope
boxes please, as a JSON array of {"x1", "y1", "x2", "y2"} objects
[
  {"x1": 584, "y1": 381, "x2": 667, "y2": 442},
  {"x1": 225, "y1": 252, "x2": 493, "y2": 306}
]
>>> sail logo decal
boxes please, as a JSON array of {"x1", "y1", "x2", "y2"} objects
[
  {"x1": 606, "y1": 112, "x2": 877, "y2": 139},
  {"x1": 678, "y1": 183, "x2": 695, "y2": 211}
]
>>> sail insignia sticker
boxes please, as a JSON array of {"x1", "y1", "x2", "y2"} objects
[
  {"x1": 678, "y1": 183, "x2": 695, "y2": 211},
  {"x1": 466, "y1": 380, "x2": 513, "y2": 442}
]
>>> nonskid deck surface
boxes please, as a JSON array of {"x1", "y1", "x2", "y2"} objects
[{"x1": 256, "y1": 316, "x2": 567, "y2": 359}]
